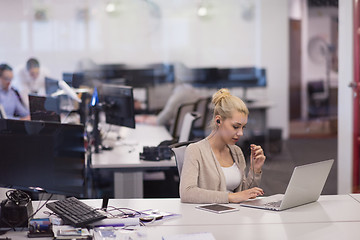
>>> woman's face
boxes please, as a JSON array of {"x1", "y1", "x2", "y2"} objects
[
  {"x1": 0, "y1": 69, "x2": 13, "y2": 91},
  {"x1": 217, "y1": 111, "x2": 248, "y2": 145}
]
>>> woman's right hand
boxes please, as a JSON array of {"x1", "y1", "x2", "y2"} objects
[{"x1": 228, "y1": 187, "x2": 264, "y2": 203}]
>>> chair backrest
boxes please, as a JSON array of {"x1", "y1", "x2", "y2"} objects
[
  {"x1": 193, "y1": 97, "x2": 211, "y2": 129},
  {"x1": 171, "y1": 102, "x2": 197, "y2": 139},
  {"x1": 170, "y1": 141, "x2": 196, "y2": 176},
  {"x1": 178, "y1": 112, "x2": 201, "y2": 142},
  {"x1": 307, "y1": 80, "x2": 329, "y2": 100}
]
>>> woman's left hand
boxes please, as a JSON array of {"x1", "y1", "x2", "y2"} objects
[{"x1": 250, "y1": 144, "x2": 266, "y2": 173}]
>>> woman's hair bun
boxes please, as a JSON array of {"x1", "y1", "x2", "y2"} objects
[{"x1": 212, "y1": 88, "x2": 231, "y2": 106}]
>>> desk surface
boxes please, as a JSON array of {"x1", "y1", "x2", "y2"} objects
[
  {"x1": 350, "y1": 194, "x2": 360, "y2": 203},
  {"x1": 105, "y1": 195, "x2": 360, "y2": 226},
  {"x1": 91, "y1": 124, "x2": 175, "y2": 169},
  {"x1": 247, "y1": 100, "x2": 274, "y2": 109},
  {"x1": 2, "y1": 194, "x2": 360, "y2": 240}
]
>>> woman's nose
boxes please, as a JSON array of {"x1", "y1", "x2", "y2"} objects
[{"x1": 237, "y1": 129, "x2": 243, "y2": 136}]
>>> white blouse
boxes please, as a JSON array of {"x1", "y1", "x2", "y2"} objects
[{"x1": 221, "y1": 163, "x2": 242, "y2": 192}]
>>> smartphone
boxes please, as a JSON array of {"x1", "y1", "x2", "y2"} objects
[{"x1": 195, "y1": 204, "x2": 239, "y2": 214}]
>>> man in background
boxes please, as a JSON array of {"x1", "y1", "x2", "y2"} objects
[
  {"x1": 11, "y1": 58, "x2": 50, "y2": 108},
  {"x1": 0, "y1": 63, "x2": 30, "y2": 120}
]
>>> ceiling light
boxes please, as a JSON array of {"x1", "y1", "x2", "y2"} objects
[
  {"x1": 197, "y1": 6, "x2": 208, "y2": 17},
  {"x1": 106, "y1": 2, "x2": 116, "y2": 13}
]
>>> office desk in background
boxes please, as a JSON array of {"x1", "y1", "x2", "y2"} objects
[
  {"x1": 3, "y1": 194, "x2": 360, "y2": 240},
  {"x1": 240, "y1": 101, "x2": 274, "y2": 154},
  {"x1": 91, "y1": 124, "x2": 175, "y2": 198}
]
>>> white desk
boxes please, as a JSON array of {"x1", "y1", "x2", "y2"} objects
[
  {"x1": 350, "y1": 193, "x2": 360, "y2": 203},
  {"x1": 147, "y1": 222, "x2": 360, "y2": 240},
  {"x1": 2, "y1": 195, "x2": 360, "y2": 240},
  {"x1": 105, "y1": 195, "x2": 360, "y2": 226},
  {"x1": 91, "y1": 124, "x2": 175, "y2": 198},
  {"x1": 5, "y1": 222, "x2": 360, "y2": 240}
]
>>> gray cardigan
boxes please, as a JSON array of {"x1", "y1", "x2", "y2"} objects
[{"x1": 180, "y1": 138, "x2": 262, "y2": 203}]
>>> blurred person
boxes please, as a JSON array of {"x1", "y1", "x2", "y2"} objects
[
  {"x1": 11, "y1": 58, "x2": 50, "y2": 108},
  {"x1": 136, "y1": 83, "x2": 203, "y2": 126},
  {"x1": 0, "y1": 64, "x2": 30, "y2": 120}
]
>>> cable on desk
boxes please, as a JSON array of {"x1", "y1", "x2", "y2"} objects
[
  {"x1": 0, "y1": 191, "x2": 53, "y2": 234},
  {"x1": 28, "y1": 194, "x2": 53, "y2": 220},
  {"x1": 5, "y1": 190, "x2": 30, "y2": 206},
  {"x1": 105, "y1": 206, "x2": 142, "y2": 218}
]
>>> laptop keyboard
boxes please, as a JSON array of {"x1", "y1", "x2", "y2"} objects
[{"x1": 264, "y1": 200, "x2": 282, "y2": 208}]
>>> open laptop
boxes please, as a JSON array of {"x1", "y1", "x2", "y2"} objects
[{"x1": 240, "y1": 159, "x2": 334, "y2": 211}]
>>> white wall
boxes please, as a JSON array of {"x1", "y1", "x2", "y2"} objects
[
  {"x1": 0, "y1": 0, "x2": 289, "y2": 138},
  {"x1": 338, "y1": 0, "x2": 353, "y2": 194},
  {"x1": 0, "y1": 0, "x2": 260, "y2": 76}
]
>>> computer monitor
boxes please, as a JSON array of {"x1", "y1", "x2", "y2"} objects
[
  {"x1": 45, "y1": 77, "x2": 59, "y2": 95},
  {"x1": 184, "y1": 67, "x2": 266, "y2": 89},
  {"x1": 29, "y1": 95, "x2": 61, "y2": 123},
  {"x1": 100, "y1": 84, "x2": 135, "y2": 129},
  {"x1": 182, "y1": 67, "x2": 219, "y2": 86},
  {"x1": 219, "y1": 67, "x2": 267, "y2": 88},
  {"x1": 62, "y1": 72, "x2": 85, "y2": 88},
  {"x1": 0, "y1": 119, "x2": 86, "y2": 197},
  {"x1": 99, "y1": 64, "x2": 126, "y2": 80},
  {"x1": 122, "y1": 64, "x2": 174, "y2": 87}
]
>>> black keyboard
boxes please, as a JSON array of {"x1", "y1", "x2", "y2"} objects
[{"x1": 46, "y1": 197, "x2": 107, "y2": 227}]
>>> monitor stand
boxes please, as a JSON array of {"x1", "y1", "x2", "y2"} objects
[
  {"x1": 91, "y1": 105, "x2": 115, "y2": 153},
  {"x1": 92, "y1": 105, "x2": 102, "y2": 153}
]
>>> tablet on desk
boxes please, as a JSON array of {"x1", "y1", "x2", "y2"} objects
[{"x1": 196, "y1": 204, "x2": 239, "y2": 214}]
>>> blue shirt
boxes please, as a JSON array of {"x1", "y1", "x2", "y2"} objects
[{"x1": 0, "y1": 87, "x2": 29, "y2": 118}]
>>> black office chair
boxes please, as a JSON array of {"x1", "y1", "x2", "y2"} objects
[
  {"x1": 170, "y1": 102, "x2": 197, "y2": 140},
  {"x1": 307, "y1": 80, "x2": 330, "y2": 119},
  {"x1": 192, "y1": 97, "x2": 211, "y2": 139}
]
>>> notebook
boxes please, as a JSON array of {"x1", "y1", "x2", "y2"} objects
[{"x1": 239, "y1": 159, "x2": 334, "y2": 211}]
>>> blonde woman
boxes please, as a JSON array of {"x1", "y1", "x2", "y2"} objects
[{"x1": 180, "y1": 88, "x2": 266, "y2": 203}]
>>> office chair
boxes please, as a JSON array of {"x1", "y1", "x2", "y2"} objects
[
  {"x1": 307, "y1": 80, "x2": 330, "y2": 119},
  {"x1": 143, "y1": 112, "x2": 199, "y2": 184},
  {"x1": 192, "y1": 97, "x2": 211, "y2": 138},
  {"x1": 178, "y1": 112, "x2": 201, "y2": 142},
  {"x1": 143, "y1": 112, "x2": 199, "y2": 197},
  {"x1": 170, "y1": 102, "x2": 197, "y2": 140},
  {"x1": 169, "y1": 141, "x2": 197, "y2": 176}
]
